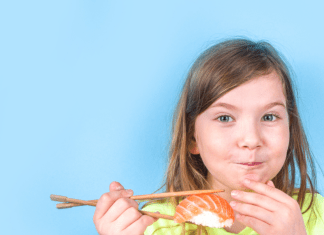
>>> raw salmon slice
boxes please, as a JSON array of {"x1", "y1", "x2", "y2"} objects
[{"x1": 174, "y1": 193, "x2": 234, "y2": 228}]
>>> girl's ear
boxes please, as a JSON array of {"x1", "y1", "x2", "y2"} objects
[{"x1": 189, "y1": 139, "x2": 200, "y2": 155}]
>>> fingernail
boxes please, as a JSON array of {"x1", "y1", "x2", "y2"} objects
[
  {"x1": 125, "y1": 189, "x2": 133, "y2": 196},
  {"x1": 115, "y1": 185, "x2": 123, "y2": 190},
  {"x1": 231, "y1": 190, "x2": 238, "y2": 197},
  {"x1": 244, "y1": 179, "x2": 250, "y2": 185},
  {"x1": 112, "y1": 181, "x2": 123, "y2": 190},
  {"x1": 230, "y1": 201, "x2": 236, "y2": 207}
]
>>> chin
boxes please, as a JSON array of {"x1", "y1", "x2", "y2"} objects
[
  {"x1": 243, "y1": 173, "x2": 270, "y2": 184},
  {"x1": 237, "y1": 184, "x2": 250, "y2": 191}
]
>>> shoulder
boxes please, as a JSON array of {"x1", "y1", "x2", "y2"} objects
[
  {"x1": 291, "y1": 191, "x2": 324, "y2": 209},
  {"x1": 291, "y1": 191, "x2": 324, "y2": 215},
  {"x1": 292, "y1": 192, "x2": 324, "y2": 234}
]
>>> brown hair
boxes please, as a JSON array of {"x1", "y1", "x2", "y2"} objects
[
  {"x1": 162, "y1": 38, "x2": 320, "y2": 223},
  {"x1": 143, "y1": 38, "x2": 322, "y2": 234}
]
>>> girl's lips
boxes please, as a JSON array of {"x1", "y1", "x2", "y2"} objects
[
  {"x1": 237, "y1": 162, "x2": 264, "y2": 170},
  {"x1": 239, "y1": 162, "x2": 263, "y2": 166}
]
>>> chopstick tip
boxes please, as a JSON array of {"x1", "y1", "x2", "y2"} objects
[{"x1": 50, "y1": 194, "x2": 67, "y2": 202}]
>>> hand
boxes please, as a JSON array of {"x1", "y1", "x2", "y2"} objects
[
  {"x1": 230, "y1": 179, "x2": 307, "y2": 235},
  {"x1": 93, "y1": 182, "x2": 156, "y2": 235}
]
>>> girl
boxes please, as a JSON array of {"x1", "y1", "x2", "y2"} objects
[{"x1": 93, "y1": 38, "x2": 324, "y2": 235}]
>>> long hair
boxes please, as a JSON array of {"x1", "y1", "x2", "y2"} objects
[
  {"x1": 163, "y1": 38, "x2": 320, "y2": 223},
  {"x1": 143, "y1": 38, "x2": 321, "y2": 234}
]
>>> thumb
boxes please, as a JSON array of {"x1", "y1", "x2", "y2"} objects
[
  {"x1": 266, "y1": 180, "x2": 275, "y2": 188},
  {"x1": 109, "y1": 181, "x2": 124, "y2": 192}
]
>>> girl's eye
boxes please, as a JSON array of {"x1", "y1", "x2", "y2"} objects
[
  {"x1": 217, "y1": 115, "x2": 233, "y2": 122},
  {"x1": 262, "y1": 114, "x2": 278, "y2": 121}
]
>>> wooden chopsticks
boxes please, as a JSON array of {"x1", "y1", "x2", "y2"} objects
[
  {"x1": 51, "y1": 195, "x2": 97, "y2": 207},
  {"x1": 51, "y1": 189, "x2": 224, "y2": 208},
  {"x1": 130, "y1": 189, "x2": 224, "y2": 200},
  {"x1": 50, "y1": 189, "x2": 224, "y2": 221},
  {"x1": 50, "y1": 194, "x2": 174, "y2": 220}
]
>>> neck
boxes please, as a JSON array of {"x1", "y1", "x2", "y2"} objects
[{"x1": 206, "y1": 173, "x2": 234, "y2": 202}]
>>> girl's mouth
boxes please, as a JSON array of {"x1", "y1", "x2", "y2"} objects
[{"x1": 239, "y1": 162, "x2": 263, "y2": 166}]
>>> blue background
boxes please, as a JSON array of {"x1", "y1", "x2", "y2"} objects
[{"x1": 1, "y1": 1, "x2": 323, "y2": 234}]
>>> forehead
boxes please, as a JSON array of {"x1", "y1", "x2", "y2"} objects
[{"x1": 212, "y1": 72, "x2": 286, "y2": 108}]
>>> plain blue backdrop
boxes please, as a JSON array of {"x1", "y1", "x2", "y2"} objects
[{"x1": 1, "y1": 1, "x2": 323, "y2": 234}]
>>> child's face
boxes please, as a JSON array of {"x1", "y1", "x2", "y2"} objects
[{"x1": 192, "y1": 72, "x2": 289, "y2": 191}]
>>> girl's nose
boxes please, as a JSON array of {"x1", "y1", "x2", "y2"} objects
[{"x1": 237, "y1": 122, "x2": 262, "y2": 150}]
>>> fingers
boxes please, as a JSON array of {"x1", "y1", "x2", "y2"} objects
[
  {"x1": 114, "y1": 206, "x2": 142, "y2": 230},
  {"x1": 230, "y1": 199, "x2": 274, "y2": 225},
  {"x1": 231, "y1": 190, "x2": 279, "y2": 212},
  {"x1": 231, "y1": 179, "x2": 306, "y2": 235},
  {"x1": 236, "y1": 213, "x2": 271, "y2": 235},
  {"x1": 93, "y1": 182, "x2": 156, "y2": 235},
  {"x1": 93, "y1": 185, "x2": 133, "y2": 221},
  {"x1": 241, "y1": 179, "x2": 292, "y2": 204},
  {"x1": 122, "y1": 214, "x2": 157, "y2": 234},
  {"x1": 105, "y1": 196, "x2": 139, "y2": 222}
]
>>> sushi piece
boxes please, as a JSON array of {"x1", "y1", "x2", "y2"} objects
[{"x1": 174, "y1": 193, "x2": 234, "y2": 228}]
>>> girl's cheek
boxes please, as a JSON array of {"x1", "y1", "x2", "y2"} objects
[{"x1": 270, "y1": 127, "x2": 289, "y2": 150}]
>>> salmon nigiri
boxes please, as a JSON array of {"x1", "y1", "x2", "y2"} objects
[{"x1": 174, "y1": 193, "x2": 234, "y2": 228}]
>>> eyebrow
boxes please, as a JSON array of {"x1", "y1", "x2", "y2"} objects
[{"x1": 210, "y1": 101, "x2": 286, "y2": 110}]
